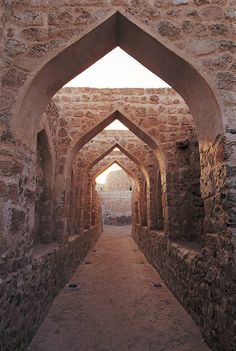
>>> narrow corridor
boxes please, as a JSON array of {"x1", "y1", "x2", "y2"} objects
[{"x1": 28, "y1": 226, "x2": 210, "y2": 351}]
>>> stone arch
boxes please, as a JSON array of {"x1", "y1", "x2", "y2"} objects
[
  {"x1": 88, "y1": 143, "x2": 150, "y2": 178},
  {"x1": 34, "y1": 129, "x2": 54, "y2": 244},
  {"x1": 74, "y1": 144, "x2": 149, "y2": 230},
  {"x1": 10, "y1": 9, "x2": 220, "y2": 241},
  {"x1": 88, "y1": 144, "x2": 122, "y2": 171},
  {"x1": 65, "y1": 110, "x2": 166, "y2": 179},
  {"x1": 84, "y1": 143, "x2": 155, "y2": 229},
  {"x1": 62, "y1": 114, "x2": 164, "y2": 234},
  {"x1": 12, "y1": 11, "x2": 223, "y2": 146},
  {"x1": 92, "y1": 160, "x2": 141, "y2": 226},
  {"x1": 92, "y1": 160, "x2": 141, "y2": 193}
]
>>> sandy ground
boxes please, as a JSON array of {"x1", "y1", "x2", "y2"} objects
[{"x1": 28, "y1": 226, "x2": 211, "y2": 351}]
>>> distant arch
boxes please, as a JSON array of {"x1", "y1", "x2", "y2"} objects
[
  {"x1": 91, "y1": 159, "x2": 142, "y2": 226},
  {"x1": 92, "y1": 160, "x2": 140, "y2": 191},
  {"x1": 86, "y1": 145, "x2": 153, "y2": 227},
  {"x1": 87, "y1": 143, "x2": 150, "y2": 181},
  {"x1": 65, "y1": 110, "x2": 165, "y2": 179}
]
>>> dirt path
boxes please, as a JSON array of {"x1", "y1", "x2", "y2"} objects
[{"x1": 28, "y1": 226, "x2": 211, "y2": 351}]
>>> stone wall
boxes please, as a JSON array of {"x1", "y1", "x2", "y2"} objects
[
  {"x1": 99, "y1": 168, "x2": 132, "y2": 191},
  {"x1": 0, "y1": 224, "x2": 101, "y2": 351},
  {"x1": 92, "y1": 190, "x2": 103, "y2": 226},
  {"x1": 0, "y1": 91, "x2": 104, "y2": 350},
  {"x1": 100, "y1": 191, "x2": 132, "y2": 225},
  {"x1": 97, "y1": 169, "x2": 133, "y2": 225},
  {"x1": 132, "y1": 224, "x2": 236, "y2": 351},
  {"x1": 34, "y1": 132, "x2": 46, "y2": 243},
  {"x1": 91, "y1": 153, "x2": 145, "y2": 225}
]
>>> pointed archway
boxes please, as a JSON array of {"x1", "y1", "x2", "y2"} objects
[
  {"x1": 92, "y1": 160, "x2": 140, "y2": 191},
  {"x1": 63, "y1": 114, "x2": 160, "y2": 236},
  {"x1": 12, "y1": 12, "x2": 222, "y2": 146},
  {"x1": 87, "y1": 143, "x2": 150, "y2": 177},
  {"x1": 75, "y1": 144, "x2": 150, "y2": 231},
  {"x1": 65, "y1": 109, "x2": 165, "y2": 179},
  {"x1": 92, "y1": 160, "x2": 140, "y2": 227}
]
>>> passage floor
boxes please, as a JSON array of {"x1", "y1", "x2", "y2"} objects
[{"x1": 28, "y1": 226, "x2": 210, "y2": 351}]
